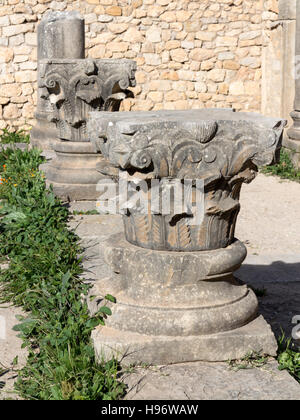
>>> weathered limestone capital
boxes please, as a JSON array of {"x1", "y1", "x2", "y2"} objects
[
  {"x1": 87, "y1": 109, "x2": 285, "y2": 364},
  {"x1": 89, "y1": 109, "x2": 285, "y2": 251},
  {"x1": 31, "y1": 11, "x2": 86, "y2": 150},
  {"x1": 39, "y1": 58, "x2": 136, "y2": 201},
  {"x1": 91, "y1": 110, "x2": 283, "y2": 175},
  {"x1": 39, "y1": 58, "x2": 137, "y2": 142}
]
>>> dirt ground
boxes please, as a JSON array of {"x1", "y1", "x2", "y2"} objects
[{"x1": 235, "y1": 173, "x2": 300, "y2": 349}]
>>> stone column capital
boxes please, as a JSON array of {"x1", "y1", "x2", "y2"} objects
[
  {"x1": 88, "y1": 109, "x2": 284, "y2": 364},
  {"x1": 39, "y1": 58, "x2": 137, "y2": 142},
  {"x1": 90, "y1": 109, "x2": 285, "y2": 182},
  {"x1": 88, "y1": 110, "x2": 285, "y2": 252}
]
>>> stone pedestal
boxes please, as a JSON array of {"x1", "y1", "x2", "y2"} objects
[
  {"x1": 285, "y1": 0, "x2": 300, "y2": 168},
  {"x1": 39, "y1": 58, "x2": 136, "y2": 201},
  {"x1": 262, "y1": 1, "x2": 296, "y2": 125},
  {"x1": 31, "y1": 12, "x2": 85, "y2": 151},
  {"x1": 87, "y1": 109, "x2": 286, "y2": 364},
  {"x1": 41, "y1": 141, "x2": 108, "y2": 201},
  {"x1": 91, "y1": 233, "x2": 277, "y2": 364}
]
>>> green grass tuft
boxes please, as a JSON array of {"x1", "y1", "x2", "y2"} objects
[
  {"x1": 0, "y1": 147, "x2": 125, "y2": 400},
  {"x1": 227, "y1": 351, "x2": 270, "y2": 371}
]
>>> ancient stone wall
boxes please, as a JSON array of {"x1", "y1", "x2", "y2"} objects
[{"x1": 0, "y1": 0, "x2": 281, "y2": 132}]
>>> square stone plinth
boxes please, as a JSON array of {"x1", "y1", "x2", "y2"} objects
[
  {"x1": 92, "y1": 315, "x2": 277, "y2": 365},
  {"x1": 123, "y1": 360, "x2": 300, "y2": 400}
]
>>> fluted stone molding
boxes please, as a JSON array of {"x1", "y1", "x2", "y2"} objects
[
  {"x1": 40, "y1": 58, "x2": 136, "y2": 201},
  {"x1": 30, "y1": 11, "x2": 85, "y2": 150},
  {"x1": 87, "y1": 109, "x2": 285, "y2": 364}
]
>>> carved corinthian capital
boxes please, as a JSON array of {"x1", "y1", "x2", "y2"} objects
[
  {"x1": 39, "y1": 58, "x2": 136, "y2": 142},
  {"x1": 88, "y1": 109, "x2": 286, "y2": 251}
]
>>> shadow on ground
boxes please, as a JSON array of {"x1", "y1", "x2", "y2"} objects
[{"x1": 237, "y1": 261, "x2": 300, "y2": 349}]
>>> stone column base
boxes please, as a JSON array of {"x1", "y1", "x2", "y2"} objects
[
  {"x1": 40, "y1": 140, "x2": 106, "y2": 201},
  {"x1": 92, "y1": 316, "x2": 277, "y2": 365},
  {"x1": 89, "y1": 232, "x2": 277, "y2": 364}
]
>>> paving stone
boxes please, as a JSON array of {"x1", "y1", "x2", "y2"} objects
[{"x1": 123, "y1": 361, "x2": 300, "y2": 400}]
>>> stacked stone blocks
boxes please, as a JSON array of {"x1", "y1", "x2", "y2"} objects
[{"x1": 0, "y1": 0, "x2": 280, "y2": 132}]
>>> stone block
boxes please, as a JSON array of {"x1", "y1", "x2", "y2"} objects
[
  {"x1": 176, "y1": 10, "x2": 192, "y2": 22},
  {"x1": 229, "y1": 81, "x2": 245, "y2": 95},
  {"x1": 3, "y1": 103, "x2": 20, "y2": 119},
  {"x1": 216, "y1": 36, "x2": 238, "y2": 47},
  {"x1": 107, "y1": 23, "x2": 128, "y2": 34},
  {"x1": 190, "y1": 48, "x2": 215, "y2": 62},
  {"x1": 222, "y1": 60, "x2": 240, "y2": 70},
  {"x1": 195, "y1": 31, "x2": 216, "y2": 41},
  {"x1": 208, "y1": 68, "x2": 226, "y2": 82},
  {"x1": 24, "y1": 32, "x2": 37, "y2": 46},
  {"x1": 160, "y1": 11, "x2": 176, "y2": 22},
  {"x1": 106, "y1": 6, "x2": 122, "y2": 16},
  {"x1": 0, "y1": 16, "x2": 10, "y2": 26},
  {"x1": 170, "y1": 48, "x2": 188, "y2": 63},
  {"x1": 0, "y1": 83, "x2": 21, "y2": 97},
  {"x1": 146, "y1": 27, "x2": 161, "y2": 43},
  {"x1": 3, "y1": 23, "x2": 34, "y2": 37},
  {"x1": 148, "y1": 91, "x2": 163, "y2": 102},
  {"x1": 143, "y1": 53, "x2": 161, "y2": 65},
  {"x1": 165, "y1": 40, "x2": 181, "y2": 50},
  {"x1": 93, "y1": 316, "x2": 277, "y2": 365},
  {"x1": 9, "y1": 34, "x2": 25, "y2": 47},
  {"x1": 0, "y1": 47, "x2": 13, "y2": 63},
  {"x1": 123, "y1": 27, "x2": 144, "y2": 43},
  {"x1": 15, "y1": 70, "x2": 36, "y2": 82}
]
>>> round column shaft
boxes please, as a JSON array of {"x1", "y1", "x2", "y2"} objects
[{"x1": 31, "y1": 12, "x2": 85, "y2": 150}]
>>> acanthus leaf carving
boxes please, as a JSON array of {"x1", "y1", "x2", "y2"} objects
[
  {"x1": 88, "y1": 110, "x2": 286, "y2": 252},
  {"x1": 39, "y1": 58, "x2": 136, "y2": 142}
]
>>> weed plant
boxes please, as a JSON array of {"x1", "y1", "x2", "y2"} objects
[
  {"x1": 261, "y1": 149, "x2": 300, "y2": 182},
  {"x1": 0, "y1": 146, "x2": 125, "y2": 400},
  {"x1": 277, "y1": 335, "x2": 300, "y2": 384}
]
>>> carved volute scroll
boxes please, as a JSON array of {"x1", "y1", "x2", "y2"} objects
[
  {"x1": 88, "y1": 109, "x2": 286, "y2": 252},
  {"x1": 39, "y1": 58, "x2": 137, "y2": 142}
]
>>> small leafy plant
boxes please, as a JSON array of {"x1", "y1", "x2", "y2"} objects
[
  {"x1": 0, "y1": 129, "x2": 30, "y2": 145},
  {"x1": 277, "y1": 334, "x2": 300, "y2": 383},
  {"x1": 261, "y1": 149, "x2": 300, "y2": 182}
]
